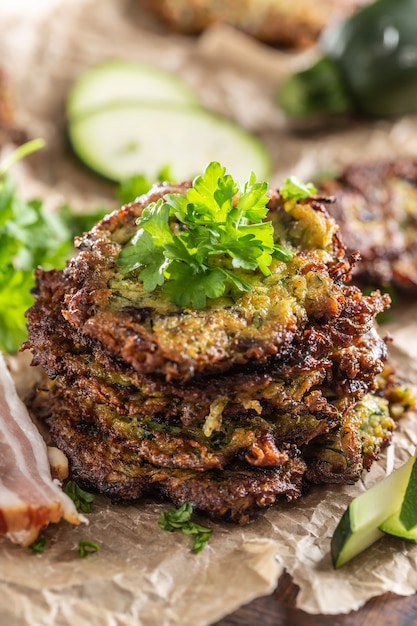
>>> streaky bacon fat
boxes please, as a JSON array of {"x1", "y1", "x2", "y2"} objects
[{"x1": 0, "y1": 351, "x2": 86, "y2": 546}]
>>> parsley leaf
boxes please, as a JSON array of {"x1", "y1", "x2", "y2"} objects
[
  {"x1": 163, "y1": 264, "x2": 226, "y2": 309},
  {"x1": 159, "y1": 502, "x2": 212, "y2": 553},
  {"x1": 0, "y1": 140, "x2": 110, "y2": 354},
  {"x1": 0, "y1": 177, "x2": 71, "y2": 353},
  {"x1": 118, "y1": 161, "x2": 293, "y2": 309},
  {"x1": 64, "y1": 480, "x2": 95, "y2": 513},
  {"x1": 58, "y1": 203, "x2": 109, "y2": 238},
  {"x1": 280, "y1": 175, "x2": 317, "y2": 201},
  {"x1": 117, "y1": 174, "x2": 153, "y2": 205},
  {"x1": 78, "y1": 539, "x2": 100, "y2": 558},
  {"x1": 30, "y1": 536, "x2": 47, "y2": 554}
]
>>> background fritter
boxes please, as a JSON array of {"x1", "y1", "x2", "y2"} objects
[
  {"x1": 141, "y1": 0, "x2": 369, "y2": 48},
  {"x1": 318, "y1": 158, "x2": 417, "y2": 293}
]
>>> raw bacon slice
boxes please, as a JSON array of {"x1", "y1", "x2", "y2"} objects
[{"x1": 0, "y1": 352, "x2": 86, "y2": 546}]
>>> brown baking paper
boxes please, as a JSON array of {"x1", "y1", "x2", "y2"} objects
[{"x1": 2, "y1": 1, "x2": 417, "y2": 623}]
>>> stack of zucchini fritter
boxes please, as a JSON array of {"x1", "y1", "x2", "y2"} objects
[{"x1": 24, "y1": 178, "x2": 413, "y2": 523}]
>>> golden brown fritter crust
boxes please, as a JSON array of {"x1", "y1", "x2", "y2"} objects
[
  {"x1": 25, "y1": 252, "x2": 388, "y2": 423},
  {"x1": 32, "y1": 383, "x2": 332, "y2": 471},
  {"x1": 142, "y1": 0, "x2": 369, "y2": 48},
  {"x1": 28, "y1": 365, "x2": 400, "y2": 518},
  {"x1": 24, "y1": 183, "x2": 389, "y2": 382},
  {"x1": 318, "y1": 158, "x2": 417, "y2": 293},
  {"x1": 31, "y1": 393, "x2": 307, "y2": 524}
]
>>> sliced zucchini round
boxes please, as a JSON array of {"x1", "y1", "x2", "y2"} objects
[
  {"x1": 67, "y1": 59, "x2": 198, "y2": 118},
  {"x1": 68, "y1": 103, "x2": 271, "y2": 184}
]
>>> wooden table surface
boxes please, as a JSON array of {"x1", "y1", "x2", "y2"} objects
[{"x1": 213, "y1": 572, "x2": 417, "y2": 626}]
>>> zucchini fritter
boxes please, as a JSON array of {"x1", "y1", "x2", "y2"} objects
[
  {"x1": 26, "y1": 183, "x2": 388, "y2": 382},
  {"x1": 318, "y1": 158, "x2": 417, "y2": 292}
]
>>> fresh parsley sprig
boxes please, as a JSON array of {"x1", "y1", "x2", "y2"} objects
[
  {"x1": 159, "y1": 502, "x2": 212, "y2": 553},
  {"x1": 0, "y1": 140, "x2": 109, "y2": 354},
  {"x1": 118, "y1": 161, "x2": 293, "y2": 309}
]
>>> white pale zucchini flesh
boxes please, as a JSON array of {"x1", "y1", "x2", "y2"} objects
[
  {"x1": 68, "y1": 103, "x2": 271, "y2": 184},
  {"x1": 331, "y1": 456, "x2": 415, "y2": 568},
  {"x1": 66, "y1": 59, "x2": 198, "y2": 118}
]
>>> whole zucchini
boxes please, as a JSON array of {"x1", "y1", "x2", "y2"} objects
[{"x1": 277, "y1": 0, "x2": 417, "y2": 120}]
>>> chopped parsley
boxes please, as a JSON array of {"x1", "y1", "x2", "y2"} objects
[
  {"x1": 64, "y1": 480, "x2": 95, "y2": 513},
  {"x1": 30, "y1": 535, "x2": 100, "y2": 558},
  {"x1": 280, "y1": 175, "x2": 317, "y2": 201},
  {"x1": 118, "y1": 161, "x2": 293, "y2": 309},
  {"x1": 159, "y1": 502, "x2": 212, "y2": 553},
  {"x1": 78, "y1": 539, "x2": 100, "y2": 558},
  {"x1": 30, "y1": 535, "x2": 47, "y2": 554}
]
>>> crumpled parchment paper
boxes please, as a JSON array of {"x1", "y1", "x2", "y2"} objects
[{"x1": 2, "y1": 1, "x2": 417, "y2": 624}]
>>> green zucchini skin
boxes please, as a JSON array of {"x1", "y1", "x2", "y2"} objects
[
  {"x1": 331, "y1": 507, "x2": 386, "y2": 569},
  {"x1": 330, "y1": 457, "x2": 414, "y2": 568},
  {"x1": 66, "y1": 59, "x2": 271, "y2": 184},
  {"x1": 330, "y1": 508, "x2": 354, "y2": 567},
  {"x1": 278, "y1": 0, "x2": 417, "y2": 120}
]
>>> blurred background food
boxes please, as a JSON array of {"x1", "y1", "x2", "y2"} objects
[
  {"x1": 317, "y1": 157, "x2": 417, "y2": 294},
  {"x1": 141, "y1": 0, "x2": 370, "y2": 48},
  {"x1": 278, "y1": 0, "x2": 417, "y2": 122}
]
